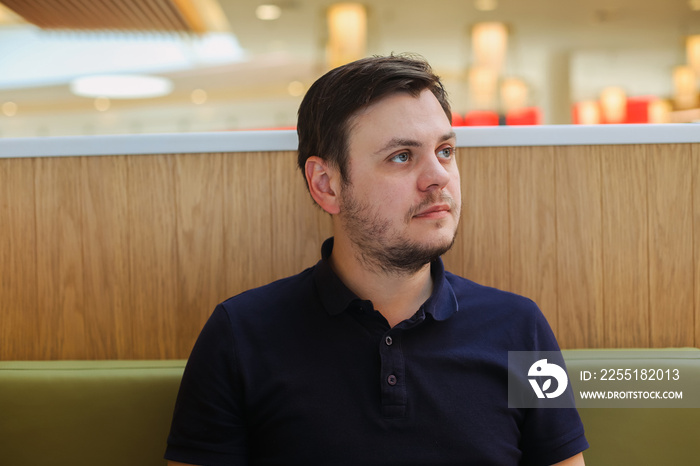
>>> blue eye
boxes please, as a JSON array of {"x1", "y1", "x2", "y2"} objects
[
  {"x1": 391, "y1": 152, "x2": 410, "y2": 163},
  {"x1": 437, "y1": 147, "x2": 454, "y2": 158}
]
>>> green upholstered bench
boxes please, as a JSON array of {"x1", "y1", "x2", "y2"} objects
[
  {"x1": 1, "y1": 351, "x2": 698, "y2": 465},
  {"x1": 561, "y1": 348, "x2": 700, "y2": 466},
  {"x1": 0, "y1": 360, "x2": 186, "y2": 466}
]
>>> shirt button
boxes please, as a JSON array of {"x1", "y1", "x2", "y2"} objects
[
  {"x1": 387, "y1": 374, "x2": 397, "y2": 386},
  {"x1": 385, "y1": 336, "x2": 393, "y2": 346}
]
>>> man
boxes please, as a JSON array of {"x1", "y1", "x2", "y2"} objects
[{"x1": 165, "y1": 55, "x2": 588, "y2": 465}]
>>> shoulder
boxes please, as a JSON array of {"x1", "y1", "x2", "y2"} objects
[
  {"x1": 444, "y1": 271, "x2": 556, "y2": 350},
  {"x1": 445, "y1": 271, "x2": 539, "y2": 314},
  {"x1": 221, "y1": 266, "x2": 316, "y2": 313},
  {"x1": 212, "y1": 265, "x2": 327, "y2": 339}
]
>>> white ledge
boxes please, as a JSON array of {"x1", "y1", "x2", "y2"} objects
[{"x1": 0, "y1": 124, "x2": 699, "y2": 158}]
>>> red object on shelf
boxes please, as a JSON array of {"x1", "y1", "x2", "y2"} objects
[
  {"x1": 624, "y1": 96, "x2": 653, "y2": 124},
  {"x1": 463, "y1": 111, "x2": 499, "y2": 126},
  {"x1": 505, "y1": 107, "x2": 541, "y2": 126}
]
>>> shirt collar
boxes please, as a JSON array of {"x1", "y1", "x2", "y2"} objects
[{"x1": 313, "y1": 237, "x2": 458, "y2": 321}]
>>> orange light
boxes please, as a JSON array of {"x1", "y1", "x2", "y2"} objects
[
  {"x1": 468, "y1": 65, "x2": 498, "y2": 110},
  {"x1": 687, "y1": 35, "x2": 700, "y2": 74},
  {"x1": 600, "y1": 86, "x2": 627, "y2": 123},
  {"x1": 326, "y1": 3, "x2": 367, "y2": 69},
  {"x1": 648, "y1": 99, "x2": 672, "y2": 124},
  {"x1": 576, "y1": 101, "x2": 601, "y2": 125},
  {"x1": 673, "y1": 65, "x2": 697, "y2": 109},
  {"x1": 472, "y1": 22, "x2": 508, "y2": 72},
  {"x1": 500, "y1": 77, "x2": 528, "y2": 112}
]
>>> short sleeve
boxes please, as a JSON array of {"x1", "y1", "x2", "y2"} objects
[
  {"x1": 165, "y1": 305, "x2": 249, "y2": 466},
  {"x1": 519, "y1": 305, "x2": 589, "y2": 465}
]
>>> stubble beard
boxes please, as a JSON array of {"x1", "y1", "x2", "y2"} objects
[{"x1": 338, "y1": 182, "x2": 459, "y2": 276}]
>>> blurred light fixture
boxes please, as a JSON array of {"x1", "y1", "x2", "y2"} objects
[
  {"x1": 672, "y1": 65, "x2": 697, "y2": 109},
  {"x1": 94, "y1": 97, "x2": 111, "y2": 112},
  {"x1": 599, "y1": 86, "x2": 627, "y2": 123},
  {"x1": 474, "y1": 0, "x2": 498, "y2": 11},
  {"x1": 500, "y1": 77, "x2": 528, "y2": 112},
  {"x1": 326, "y1": 3, "x2": 367, "y2": 69},
  {"x1": 2, "y1": 101, "x2": 18, "y2": 117},
  {"x1": 71, "y1": 75, "x2": 173, "y2": 99},
  {"x1": 687, "y1": 35, "x2": 700, "y2": 74},
  {"x1": 689, "y1": 0, "x2": 700, "y2": 11},
  {"x1": 468, "y1": 65, "x2": 499, "y2": 110},
  {"x1": 191, "y1": 89, "x2": 208, "y2": 105},
  {"x1": 256, "y1": 4, "x2": 282, "y2": 20},
  {"x1": 576, "y1": 101, "x2": 601, "y2": 125},
  {"x1": 648, "y1": 99, "x2": 672, "y2": 124},
  {"x1": 472, "y1": 22, "x2": 508, "y2": 72},
  {"x1": 288, "y1": 80, "x2": 305, "y2": 97}
]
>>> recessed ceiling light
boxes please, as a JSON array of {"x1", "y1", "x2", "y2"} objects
[
  {"x1": 256, "y1": 5, "x2": 282, "y2": 21},
  {"x1": 94, "y1": 97, "x2": 110, "y2": 112},
  {"x1": 71, "y1": 75, "x2": 173, "y2": 99},
  {"x1": 191, "y1": 89, "x2": 208, "y2": 105},
  {"x1": 2, "y1": 101, "x2": 18, "y2": 117}
]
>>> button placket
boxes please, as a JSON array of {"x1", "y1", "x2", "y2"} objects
[{"x1": 379, "y1": 331, "x2": 406, "y2": 418}]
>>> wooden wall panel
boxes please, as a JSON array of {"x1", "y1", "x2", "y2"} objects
[
  {"x1": 647, "y1": 144, "x2": 694, "y2": 347},
  {"x1": 81, "y1": 156, "x2": 130, "y2": 359},
  {"x1": 270, "y1": 152, "x2": 332, "y2": 279},
  {"x1": 693, "y1": 144, "x2": 700, "y2": 350},
  {"x1": 127, "y1": 155, "x2": 179, "y2": 359},
  {"x1": 0, "y1": 158, "x2": 37, "y2": 360},
  {"x1": 554, "y1": 146, "x2": 604, "y2": 348},
  {"x1": 601, "y1": 145, "x2": 649, "y2": 347},
  {"x1": 447, "y1": 147, "x2": 510, "y2": 291},
  {"x1": 2, "y1": 143, "x2": 699, "y2": 360},
  {"x1": 507, "y1": 146, "x2": 558, "y2": 332},
  {"x1": 174, "y1": 153, "x2": 227, "y2": 356},
  {"x1": 35, "y1": 157, "x2": 86, "y2": 359},
  {"x1": 223, "y1": 152, "x2": 275, "y2": 297}
]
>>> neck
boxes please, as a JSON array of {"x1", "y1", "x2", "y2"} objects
[{"x1": 329, "y1": 235, "x2": 434, "y2": 327}]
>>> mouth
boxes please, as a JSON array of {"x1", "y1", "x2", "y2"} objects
[{"x1": 413, "y1": 204, "x2": 451, "y2": 219}]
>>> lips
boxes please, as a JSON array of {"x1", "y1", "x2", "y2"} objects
[{"x1": 415, "y1": 204, "x2": 450, "y2": 217}]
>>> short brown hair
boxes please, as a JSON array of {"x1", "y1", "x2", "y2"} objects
[{"x1": 297, "y1": 54, "x2": 451, "y2": 187}]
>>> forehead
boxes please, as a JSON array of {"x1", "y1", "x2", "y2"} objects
[{"x1": 347, "y1": 89, "x2": 453, "y2": 152}]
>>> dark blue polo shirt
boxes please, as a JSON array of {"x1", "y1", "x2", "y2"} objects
[{"x1": 166, "y1": 238, "x2": 587, "y2": 465}]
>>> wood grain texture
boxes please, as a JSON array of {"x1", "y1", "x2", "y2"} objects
[
  {"x1": 35, "y1": 157, "x2": 86, "y2": 359},
  {"x1": 602, "y1": 145, "x2": 649, "y2": 348},
  {"x1": 0, "y1": 158, "x2": 37, "y2": 360},
  {"x1": 127, "y1": 154, "x2": 179, "y2": 359},
  {"x1": 554, "y1": 146, "x2": 604, "y2": 348},
  {"x1": 507, "y1": 146, "x2": 558, "y2": 332},
  {"x1": 223, "y1": 152, "x2": 275, "y2": 297},
  {"x1": 175, "y1": 153, "x2": 227, "y2": 356},
  {"x1": 692, "y1": 144, "x2": 700, "y2": 349},
  {"x1": 647, "y1": 144, "x2": 694, "y2": 347},
  {"x1": 2, "y1": 144, "x2": 699, "y2": 359},
  {"x1": 446, "y1": 147, "x2": 510, "y2": 291},
  {"x1": 81, "y1": 156, "x2": 130, "y2": 359},
  {"x1": 270, "y1": 151, "x2": 330, "y2": 280}
]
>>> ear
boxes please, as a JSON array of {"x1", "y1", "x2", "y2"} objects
[{"x1": 305, "y1": 156, "x2": 341, "y2": 215}]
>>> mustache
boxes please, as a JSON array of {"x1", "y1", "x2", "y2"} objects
[{"x1": 404, "y1": 192, "x2": 458, "y2": 223}]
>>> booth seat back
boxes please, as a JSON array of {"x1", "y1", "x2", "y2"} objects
[
  {"x1": 1, "y1": 351, "x2": 699, "y2": 465},
  {"x1": 0, "y1": 360, "x2": 186, "y2": 466}
]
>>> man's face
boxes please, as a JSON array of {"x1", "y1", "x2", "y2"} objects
[{"x1": 336, "y1": 88, "x2": 461, "y2": 274}]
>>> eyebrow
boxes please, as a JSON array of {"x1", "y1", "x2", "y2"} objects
[{"x1": 374, "y1": 131, "x2": 457, "y2": 155}]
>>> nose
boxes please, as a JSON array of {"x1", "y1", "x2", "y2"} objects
[{"x1": 417, "y1": 152, "x2": 451, "y2": 192}]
